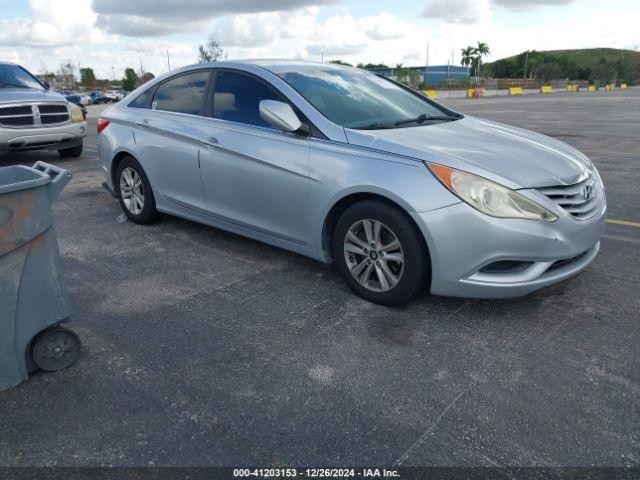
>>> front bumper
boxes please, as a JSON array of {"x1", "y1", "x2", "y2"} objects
[
  {"x1": 412, "y1": 200, "x2": 606, "y2": 299},
  {"x1": 0, "y1": 121, "x2": 87, "y2": 155}
]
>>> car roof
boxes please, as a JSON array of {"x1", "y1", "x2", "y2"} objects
[
  {"x1": 186, "y1": 59, "x2": 358, "y2": 75},
  {"x1": 242, "y1": 59, "x2": 357, "y2": 73}
]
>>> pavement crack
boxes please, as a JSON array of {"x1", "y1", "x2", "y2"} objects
[{"x1": 393, "y1": 389, "x2": 469, "y2": 467}]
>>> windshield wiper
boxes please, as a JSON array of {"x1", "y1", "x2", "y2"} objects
[
  {"x1": 394, "y1": 113, "x2": 459, "y2": 126},
  {"x1": 354, "y1": 122, "x2": 395, "y2": 130},
  {"x1": 353, "y1": 113, "x2": 460, "y2": 130}
]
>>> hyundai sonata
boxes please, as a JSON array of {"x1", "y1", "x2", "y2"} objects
[{"x1": 98, "y1": 61, "x2": 605, "y2": 306}]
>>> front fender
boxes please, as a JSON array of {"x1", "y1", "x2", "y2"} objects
[{"x1": 307, "y1": 140, "x2": 460, "y2": 261}]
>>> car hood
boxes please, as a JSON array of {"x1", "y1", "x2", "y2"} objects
[
  {"x1": 344, "y1": 116, "x2": 591, "y2": 189},
  {"x1": 0, "y1": 88, "x2": 68, "y2": 104}
]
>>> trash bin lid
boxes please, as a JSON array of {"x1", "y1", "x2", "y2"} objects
[{"x1": 0, "y1": 165, "x2": 51, "y2": 195}]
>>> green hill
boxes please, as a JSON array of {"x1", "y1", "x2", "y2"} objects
[{"x1": 484, "y1": 48, "x2": 640, "y2": 83}]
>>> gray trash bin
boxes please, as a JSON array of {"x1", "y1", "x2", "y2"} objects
[{"x1": 0, "y1": 161, "x2": 80, "y2": 392}]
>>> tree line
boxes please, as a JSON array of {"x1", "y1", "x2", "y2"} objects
[
  {"x1": 485, "y1": 50, "x2": 639, "y2": 83},
  {"x1": 41, "y1": 41, "x2": 637, "y2": 94},
  {"x1": 38, "y1": 62, "x2": 155, "y2": 91}
]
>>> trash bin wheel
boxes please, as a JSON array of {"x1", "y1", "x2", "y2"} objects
[{"x1": 31, "y1": 326, "x2": 81, "y2": 372}]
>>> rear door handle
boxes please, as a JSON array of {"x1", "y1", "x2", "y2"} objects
[
  {"x1": 135, "y1": 118, "x2": 150, "y2": 128},
  {"x1": 201, "y1": 136, "x2": 221, "y2": 148}
]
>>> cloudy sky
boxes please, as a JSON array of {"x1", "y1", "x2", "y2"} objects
[{"x1": 0, "y1": 0, "x2": 638, "y2": 79}]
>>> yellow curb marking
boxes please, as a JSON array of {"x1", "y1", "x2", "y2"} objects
[{"x1": 606, "y1": 219, "x2": 640, "y2": 228}]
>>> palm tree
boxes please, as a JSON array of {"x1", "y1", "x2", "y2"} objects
[
  {"x1": 395, "y1": 63, "x2": 409, "y2": 83},
  {"x1": 460, "y1": 46, "x2": 477, "y2": 76},
  {"x1": 476, "y1": 42, "x2": 490, "y2": 57},
  {"x1": 475, "y1": 42, "x2": 490, "y2": 79}
]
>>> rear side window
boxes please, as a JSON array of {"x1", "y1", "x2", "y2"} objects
[
  {"x1": 213, "y1": 71, "x2": 282, "y2": 128},
  {"x1": 128, "y1": 89, "x2": 152, "y2": 109},
  {"x1": 153, "y1": 71, "x2": 209, "y2": 115}
]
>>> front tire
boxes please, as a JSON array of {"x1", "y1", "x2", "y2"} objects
[
  {"x1": 116, "y1": 156, "x2": 160, "y2": 224},
  {"x1": 332, "y1": 200, "x2": 429, "y2": 306},
  {"x1": 58, "y1": 143, "x2": 83, "y2": 158}
]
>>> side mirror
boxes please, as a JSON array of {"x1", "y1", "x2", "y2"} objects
[
  {"x1": 259, "y1": 100, "x2": 304, "y2": 133},
  {"x1": 43, "y1": 80, "x2": 50, "y2": 90}
]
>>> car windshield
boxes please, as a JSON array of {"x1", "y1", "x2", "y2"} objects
[
  {"x1": 0, "y1": 64, "x2": 44, "y2": 90},
  {"x1": 277, "y1": 67, "x2": 455, "y2": 129}
]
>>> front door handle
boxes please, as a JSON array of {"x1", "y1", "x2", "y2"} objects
[
  {"x1": 201, "y1": 136, "x2": 221, "y2": 148},
  {"x1": 135, "y1": 118, "x2": 150, "y2": 128}
]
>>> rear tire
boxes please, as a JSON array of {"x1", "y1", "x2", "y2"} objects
[
  {"x1": 58, "y1": 143, "x2": 83, "y2": 158},
  {"x1": 31, "y1": 326, "x2": 81, "y2": 372},
  {"x1": 332, "y1": 200, "x2": 429, "y2": 306},
  {"x1": 115, "y1": 156, "x2": 161, "y2": 224}
]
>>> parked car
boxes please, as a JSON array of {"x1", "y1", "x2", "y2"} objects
[
  {"x1": 89, "y1": 91, "x2": 108, "y2": 104},
  {"x1": 0, "y1": 62, "x2": 87, "y2": 158},
  {"x1": 78, "y1": 93, "x2": 93, "y2": 106},
  {"x1": 105, "y1": 90, "x2": 124, "y2": 102},
  {"x1": 97, "y1": 61, "x2": 606, "y2": 305},
  {"x1": 63, "y1": 94, "x2": 88, "y2": 120}
]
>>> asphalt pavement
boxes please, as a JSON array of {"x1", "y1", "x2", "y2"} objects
[{"x1": 0, "y1": 90, "x2": 639, "y2": 469}]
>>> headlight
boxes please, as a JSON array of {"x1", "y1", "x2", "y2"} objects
[
  {"x1": 69, "y1": 103, "x2": 84, "y2": 122},
  {"x1": 427, "y1": 162, "x2": 558, "y2": 222}
]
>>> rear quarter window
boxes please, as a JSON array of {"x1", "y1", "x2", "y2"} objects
[{"x1": 128, "y1": 89, "x2": 152, "y2": 109}]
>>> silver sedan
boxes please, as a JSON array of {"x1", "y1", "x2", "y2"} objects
[{"x1": 98, "y1": 60, "x2": 605, "y2": 305}]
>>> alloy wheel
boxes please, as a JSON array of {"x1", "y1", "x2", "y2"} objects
[
  {"x1": 343, "y1": 219, "x2": 405, "y2": 292},
  {"x1": 120, "y1": 167, "x2": 145, "y2": 215}
]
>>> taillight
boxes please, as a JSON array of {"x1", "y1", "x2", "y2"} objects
[{"x1": 96, "y1": 117, "x2": 110, "y2": 134}]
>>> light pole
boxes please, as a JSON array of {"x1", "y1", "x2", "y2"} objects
[{"x1": 425, "y1": 42, "x2": 430, "y2": 86}]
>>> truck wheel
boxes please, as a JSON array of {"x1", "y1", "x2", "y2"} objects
[
  {"x1": 31, "y1": 326, "x2": 81, "y2": 372},
  {"x1": 58, "y1": 143, "x2": 83, "y2": 158}
]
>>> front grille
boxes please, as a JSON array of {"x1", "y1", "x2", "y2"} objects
[
  {"x1": 41, "y1": 114, "x2": 69, "y2": 124},
  {"x1": 0, "y1": 103, "x2": 69, "y2": 127},
  {"x1": 38, "y1": 104, "x2": 68, "y2": 114},
  {"x1": 1, "y1": 116, "x2": 34, "y2": 126},
  {"x1": 0, "y1": 104, "x2": 34, "y2": 126},
  {"x1": 536, "y1": 172, "x2": 600, "y2": 220},
  {"x1": 0, "y1": 105, "x2": 32, "y2": 116},
  {"x1": 37, "y1": 103, "x2": 70, "y2": 125}
]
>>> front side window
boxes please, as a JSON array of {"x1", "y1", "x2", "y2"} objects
[
  {"x1": 153, "y1": 71, "x2": 209, "y2": 115},
  {"x1": 0, "y1": 64, "x2": 44, "y2": 90},
  {"x1": 212, "y1": 71, "x2": 282, "y2": 128},
  {"x1": 278, "y1": 67, "x2": 453, "y2": 129}
]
